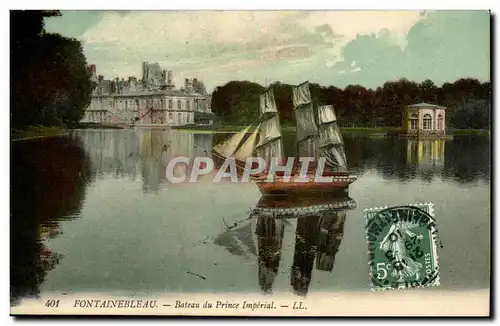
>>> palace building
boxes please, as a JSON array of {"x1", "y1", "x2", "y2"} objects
[{"x1": 81, "y1": 63, "x2": 213, "y2": 126}]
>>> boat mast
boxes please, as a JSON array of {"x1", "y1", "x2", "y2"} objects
[
  {"x1": 292, "y1": 81, "x2": 319, "y2": 161},
  {"x1": 316, "y1": 105, "x2": 347, "y2": 172},
  {"x1": 254, "y1": 86, "x2": 284, "y2": 169}
]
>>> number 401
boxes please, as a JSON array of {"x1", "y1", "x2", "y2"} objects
[{"x1": 45, "y1": 300, "x2": 60, "y2": 308}]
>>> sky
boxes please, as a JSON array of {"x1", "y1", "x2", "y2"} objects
[{"x1": 44, "y1": 10, "x2": 491, "y2": 92}]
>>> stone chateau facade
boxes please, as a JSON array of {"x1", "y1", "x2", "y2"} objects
[{"x1": 81, "y1": 62, "x2": 213, "y2": 126}]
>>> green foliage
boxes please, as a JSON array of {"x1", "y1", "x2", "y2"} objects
[
  {"x1": 211, "y1": 78, "x2": 490, "y2": 129},
  {"x1": 211, "y1": 81, "x2": 265, "y2": 124},
  {"x1": 11, "y1": 10, "x2": 93, "y2": 127}
]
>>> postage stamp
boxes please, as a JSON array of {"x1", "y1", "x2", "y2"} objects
[{"x1": 364, "y1": 203, "x2": 441, "y2": 291}]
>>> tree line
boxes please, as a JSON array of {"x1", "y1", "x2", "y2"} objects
[
  {"x1": 211, "y1": 78, "x2": 491, "y2": 129},
  {"x1": 11, "y1": 10, "x2": 94, "y2": 128}
]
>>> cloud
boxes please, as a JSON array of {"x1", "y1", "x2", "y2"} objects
[
  {"x1": 330, "y1": 10, "x2": 490, "y2": 88},
  {"x1": 79, "y1": 11, "x2": 340, "y2": 87},
  {"x1": 45, "y1": 10, "x2": 490, "y2": 91}
]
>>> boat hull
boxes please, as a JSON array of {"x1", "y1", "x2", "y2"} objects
[{"x1": 254, "y1": 174, "x2": 357, "y2": 195}]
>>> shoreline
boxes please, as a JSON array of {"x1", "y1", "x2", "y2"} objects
[
  {"x1": 11, "y1": 126, "x2": 69, "y2": 142},
  {"x1": 11, "y1": 125, "x2": 490, "y2": 141}
]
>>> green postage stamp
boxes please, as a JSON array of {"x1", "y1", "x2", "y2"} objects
[{"x1": 364, "y1": 203, "x2": 441, "y2": 291}]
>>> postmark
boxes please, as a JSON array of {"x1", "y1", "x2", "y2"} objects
[{"x1": 364, "y1": 203, "x2": 440, "y2": 291}]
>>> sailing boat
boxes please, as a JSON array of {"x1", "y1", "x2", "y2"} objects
[
  {"x1": 254, "y1": 81, "x2": 357, "y2": 194},
  {"x1": 211, "y1": 82, "x2": 357, "y2": 194}
]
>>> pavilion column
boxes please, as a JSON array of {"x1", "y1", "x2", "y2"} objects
[
  {"x1": 433, "y1": 108, "x2": 437, "y2": 131},
  {"x1": 418, "y1": 110, "x2": 422, "y2": 132}
]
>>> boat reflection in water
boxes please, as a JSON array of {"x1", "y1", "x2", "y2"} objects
[{"x1": 214, "y1": 191, "x2": 356, "y2": 297}]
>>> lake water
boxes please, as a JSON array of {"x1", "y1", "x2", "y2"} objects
[{"x1": 10, "y1": 129, "x2": 491, "y2": 306}]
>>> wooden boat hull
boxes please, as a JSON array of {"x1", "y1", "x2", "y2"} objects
[
  {"x1": 254, "y1": 174, "x2": 357, "y2": 195},
  {"x1": 211, "y1": 150, "x2": 356, "y2": 194}
]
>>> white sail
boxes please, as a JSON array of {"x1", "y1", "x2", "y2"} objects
[
  {"x1": 293, "y1": 82, "x2": 312, "y2": 108},
  {"x1": 318, "y1": 145, "x2": 347, "y2": 172},
  {"x1": 256, "y1": 139, "x2": 284, "y2": 166},
  {"x1": 256, "y1": 116, "x2": 282, "y2": 148},
  {"x1": 297, "y1": 136, "x2": 317, "y2": 158},
  {"x1": 318, "y1": 105, "x2": 337, "y2": 125},
  {"x1": 315, "y1": 102, "x2": 348, "y2": 171},
  {"x1": 234, "y1": 126, "x2": 259, "y2": 162},
  {"x1": 296, "y1": 103, "x2": 318, "y2": 143},
  {"x1": 260, "y1": 89, "x2": 278, "y2": 116},
  {"x1": 317, "y1": 123, "x2": 343, "y2": 148},
  {"x1": 213, "y1": 125, "x2": 251, "y2": 157}
]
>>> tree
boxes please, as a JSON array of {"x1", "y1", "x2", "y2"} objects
[
  {"x1": 209, "y1": 77, "x2": 490, "y2": 129},
  {"x1": 211, "y1": 81, "x2": 264, "y2": 124},
  {"x1": 11, "y1": 10, "x2": 93, "y2": 127}
]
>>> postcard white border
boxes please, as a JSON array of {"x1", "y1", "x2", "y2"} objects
[{"x1": 3, "y1": 1, "x2": 496, "y2": 325}]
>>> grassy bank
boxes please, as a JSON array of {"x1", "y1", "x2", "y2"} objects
[
  {"x1": 174, "y1": 125, "x2": 402, "y2": 134},
  {"x1": 174, "y1": 124, "x2": 489, "y2": 136},
  {"x1": 11, "y1": 126, "x2": 69, "y2": 141},
  {"x1": 72, "y1": 122, "x2": 125, "y2": 130},
  {"x1": 447, "y1": 129, "x2": 490, "y2": 135}
]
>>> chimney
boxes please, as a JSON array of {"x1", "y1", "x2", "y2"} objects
[
  {"x1": 98, "y1": 75, "x2": 103, "y2": 83},
  {"x1": 167, "y1": 70, "x2": 173, "y2": 85},
  {"x1": 193, "y1": 78, "x2": 198, "y2": 91},
  {"x1": 184, "y1": 78, "x2": 189, "y2": 91},
  {"x1": 142, "y1": 62, "x2": 149, "y2": 82},
  {"x1": 162, "y1": 70, "x2": 167, "y2": 85},
  {"x1": 111, "y1": 81, "x2": 117, "y2": 93}
]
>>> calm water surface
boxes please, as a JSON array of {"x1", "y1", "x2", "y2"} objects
[{"x1": 10, "y1": 129, "x2": 490, "y2": 306}]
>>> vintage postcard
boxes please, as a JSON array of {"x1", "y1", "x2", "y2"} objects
[{"x1": 10, "y1": 9, "x2": 491, "y2": 317}]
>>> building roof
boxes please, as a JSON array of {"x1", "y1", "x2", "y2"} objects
[
  {"x1": 95, "y1": 89, "x2": 207, "y2": 99},
  {"x1": 405, "y1": 102, "x2": 446, "y2": 109}
]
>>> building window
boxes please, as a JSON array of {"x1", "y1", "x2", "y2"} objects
[
  {"x1": 178, "y1": 100, "x2": 182, "y2": 110},
  {"x1": 169, "y1": 113, "x2": 173, "y2": 121},
  {"x1": 410, "y1": 114, "x2": 418, "y2": 130},
  {"x1": 160, "y1": 99, "x2": 164, "y2": 109},
  {"x1": 125, "y1": 101, "x2": 128, "y2": 110},
  {"x1": 178, "y1": 112, "x2": 181, "y2": 123},
  {"x1": 423, "y1": 114, "x2": 432, "y2": 130},
  {"x1": 169, "y1": 99, "x2": 173, "y2": 109},
  {"x1": 187, "y1": 100, "x2": 191, "y2": 110},
  {"x1": 438, "y1": 114, "x2": 444, "y2": 130}
]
